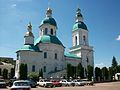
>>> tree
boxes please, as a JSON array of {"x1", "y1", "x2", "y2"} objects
[
  {"x1": 112, "y1": 56, "x2": 118, "y2": 68},
  {"x1": 101, "y1": 67, "x2": 109, "y2": 81},
  {"x1": 24, "y1": 64, "x2": 28, "y2": 79},
  {"x1": 28, "y1": 72, "x2": 39, "y2": 81},
  {"x1": 95, "y1": 67, "x2": 102, "y2": 81},
  {"x1": 19, "y1": 63, "x2": 28, "y2": 80},
  {"x1": 9, "y1": 68, "x2": 15, "y2": 79},
  {"x1": 2, "y1": 69, "x2": 8, "y2": 79},
  {"x1": 39, "y1": 69, "x2": 43, "y2": 78},
  {"x1": 0, "y1": 68, "x2": 1, "y2": 76},
  {"x1": 76, "y1": 63, "x2": 84, "y2": 79},
  {"x1": 109, "y1": 67, "x2": 114, "y2": 80},
  {"x1": 67, "y1": 64, "x2": 73, "y2": 79},
  {"x1": 87, "y1": 65, "x2": 93, "y2": 81}
]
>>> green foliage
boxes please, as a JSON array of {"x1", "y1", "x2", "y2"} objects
[
  {"x1": 67, "y1": 64, "x2": 73, "y2": 78},
  {"x1": 2, "y1": 69, "x2": 8, "y2": 79},
  {"x1": 19, "y1": 63, "x2": 28, "y2": 80},
  {"x1": 9, "y1": 68, "x2": 15, "y2": 79},
  {"x1": 101, "y1": 67, "x2": 109, "y2": 80},
  {"x1": 112, "y1": 56, "x2": 118, "y2": 68},
  {"x1": 39, "y1": 69, "x2": 43, "y2": 78},
  {"x1": 95, "y1": 67, "x2": 102, "y2": 81},
  {"x1": 0, "y1": 57, "x2": 15, "y2": 65},
  {"x1": 76, "y1": 63, "x2": 84, "y2": 79},
  {"x1": 28, "y1": 72, "x2": 39, "y2": 81},
  {"x1": 87, "y1": 65, "x2": 93, "y2": 81},
  {"x1": 0, "y1": 68, "x2": 1, "y2": 76}
]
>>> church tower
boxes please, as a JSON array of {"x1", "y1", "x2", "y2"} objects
[
  {"x1": 70, "y1": 8, "x2": 94, "y2": 71},
  {"x1": 39, "y1": 7, "x2": 57, "y2": 36}
]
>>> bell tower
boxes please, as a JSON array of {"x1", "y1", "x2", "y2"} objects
[{"x1": 70, "y1": 8, "x2": 94, "y2": 72}]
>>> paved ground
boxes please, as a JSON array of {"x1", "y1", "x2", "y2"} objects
[{"x1": 3, "y1": 81, "x2": 120, "y2": 90}]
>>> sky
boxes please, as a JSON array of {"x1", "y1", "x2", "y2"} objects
[{"x1": 0, "y1": 0, "x2": 120, "y2": 68}]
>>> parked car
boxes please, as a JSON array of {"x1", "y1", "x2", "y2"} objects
[
  {"x1": 10, "y1": 80, "x2": 31, "y2": 90},
  {"x1": 72, "y1": 79, "x2": 85, "y2": 86},
  {"x1": 0, "y1": 79, "x2": 6, "y2": 88},
  {"x1": 59, "y1": 79, "x2": 75, "y2": 86},
  {"x1": 51, "y1": 80, "x2": 62, "y2": 87},
  {"x1": 25, "y1": 80, "x2": 37, "y2": 88},
  {"x1": 37, "y1": 79, "x2": 53, "y2": 88}
]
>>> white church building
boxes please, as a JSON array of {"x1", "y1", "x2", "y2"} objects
[{"x1": 15, "y1": 7, "x2": 94, "y2": 79}]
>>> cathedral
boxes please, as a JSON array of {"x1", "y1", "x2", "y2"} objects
[{"x1": 15, "y1": 7, "x2": 94, "y2": 79}]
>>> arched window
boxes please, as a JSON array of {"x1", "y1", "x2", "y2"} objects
[
  {"x1": 44, "y1": 52, "x2": 47, "y2": 58},
  {"x1": 32, "y1": 65, "x2": 35, "y2": 72},
  {"x1": 75, "y1": 36, "x2": 77, "y2": 46},
  {"x1": 51, "y1": 29, "x2": 53, "y2": 35},
  {"x1": 83, "y1": 35, "x2": 86, "y2": 45},
  {"x1": 44, "y1": 66, "x2": 46, "y2": 72},
  {"x1": 44, "y1": 28, "x2": 48, "y2": 35},
  {"x1": 55, "y1": 53, "x2": 57, "y2": 59}
]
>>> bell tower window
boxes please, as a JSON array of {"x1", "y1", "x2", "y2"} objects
[
  {"x1": 44, "y1": 28, "x2": 48, "y2": 35},
  {"x1": 51, "y1": 29, "x2": 53, "y2": 35},
  {"x1": 75, "y1": 36, "x2": 77, "y2": 46},
  {"x1": 83, "y1": 35, "x2": 86, "y2": 45}
]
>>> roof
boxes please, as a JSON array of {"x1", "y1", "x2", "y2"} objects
[
  {"x1": 40, "y1": 17, "x2": 57, "y2": 27},
  {"x1": 34, "y1": 35, "x2": 64, "y2": 46},
  {"x1": 64, "y1": 53, "x2": 80, "y2": 59},
  {"x1": 73, "y1": 21, "x2": 87, "y2": 31},
  {"x1": 18, "y1": 44, "x2": 40, "y2": 52}
]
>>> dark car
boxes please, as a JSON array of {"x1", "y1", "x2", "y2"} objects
[{"x1": 0, "y1": 79, "x2": 6, "y2": 88}]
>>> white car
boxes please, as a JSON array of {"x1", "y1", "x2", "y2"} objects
[
  {"x1": 37, "y1": 79, "x2": 53, "y2": 88},
  {"x1": 10, "y1": 80, "x2": 31, "y2": 90},
  {"x1": 60, "y1": 79, "x2": 75, "y2": 86},
  {"x1": 72, "y1": 79, "x2": 85, "y2": 86}
]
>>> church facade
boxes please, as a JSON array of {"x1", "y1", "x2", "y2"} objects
[{"x1": 15, "y1": 7, "x2": 94, "y2": 79}]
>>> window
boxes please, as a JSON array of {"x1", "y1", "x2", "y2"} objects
[
  {"x1": 17, "y1": 53, "x2": 19, "y2": 60},
  {"x1": 83, "y1": 35, "x2": 86, "y2": 45},
  {"x1": 75, "y1": 36, "x2": 77, "y2": 46},
  {"x1": 44, "y1": 52, "x2": 47, "y2": 58},
  {"x1": 32, "y1": 65, "x2": 35, "y2": 72},
  {"x1": 55, "y1": 67, "x2": 57, "y2": 72},
  {"x1": 51, "y1": 29, "x2": 53, "y2": 35},
  {"x1": 55, "y1": 53, "x2": 57, "y2": 59},
  {"x1": 44, "y1": 28, "x2": 48, "y2": 35},
  {"x1": 44, "y1": 66, "x2": 46, "y2": 72}
]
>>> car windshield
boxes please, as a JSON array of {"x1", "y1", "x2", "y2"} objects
[{"x1": 14, "y1": 82, "x2": 29, "y2": 86}]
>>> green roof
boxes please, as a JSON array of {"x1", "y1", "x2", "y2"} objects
[
  {"x1": 19, "y1": 44, "x2": 40, "y2": 52},
  {"x1": 64, "y1": 53, "x2": 80, "y2": 59},
  {"x1": 73, "y1": 21, "x2": 87, "y2": 31},
  {"x1": 34, "y1": 35, "x2": 63, "y2": 46},
  {"x1": 40, "y1": 17, "x2": 57, "y2": 27}
]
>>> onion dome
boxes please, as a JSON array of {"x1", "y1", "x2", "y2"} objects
[{"x1": 34, "y1": 35, "x2": 63, "y2": 46}]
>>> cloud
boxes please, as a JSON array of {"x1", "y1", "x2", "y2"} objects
[
  {"x1": 116, "y1": 35, "x2": 120, "y2": 41},
  {"x1": 11, "y1": 4, "x2": 17, "y2": 8}
]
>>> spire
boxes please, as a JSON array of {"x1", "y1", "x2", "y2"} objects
[
  {"x1": 25, "y1": 22, "x2": 34, "y2": 37},
  {"x1": 76, "y1": 8, "x2": 83, "y2": 22},
  {"x1": 27, "y1": 22, "x2": 32, "y2": 32},
  {"x1": 46, "y1": 7, "x2": 52, "y2": 17}
]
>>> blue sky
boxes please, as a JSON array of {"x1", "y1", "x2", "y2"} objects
[{"x1": 0, "y1": 0, "x2": 120, "y2": 68}]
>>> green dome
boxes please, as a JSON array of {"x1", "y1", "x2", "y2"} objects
[
  {"x1": 40, "y1": 17, "x2": 57, "y2": 27},
  {"x1": 35, "y1": 35, "x2": 63, "y2": 46},
  {"x1": 19, "y1": 44, "x2": 40, "y2": 52},
  {"x1": 73, "y1": 22, "x2": 87, "y2": 31}
]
